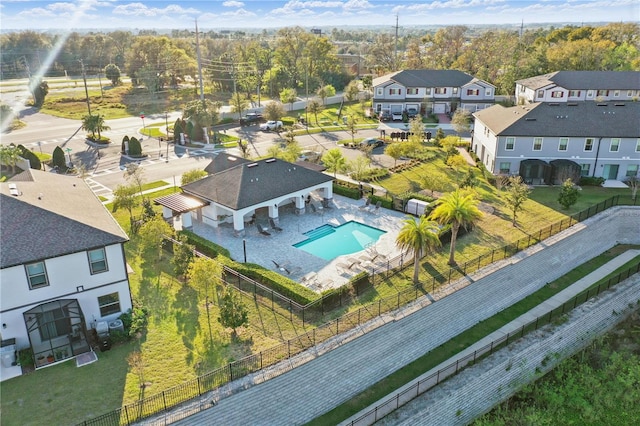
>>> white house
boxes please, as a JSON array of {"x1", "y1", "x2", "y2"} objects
[
  {"x1": 472, "y1": 102, "x2": 640, "y2": 184},
  {"x1": 0, "y1": 170, "x2": 131, "y2": 379},
  {"x1": 515, "y1": 71, "x2": 640, "y2": 104},
  {"x1": 372, "y1": 69, "x2": 495, "y2": 116}
]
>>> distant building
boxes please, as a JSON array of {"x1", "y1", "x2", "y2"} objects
[
  {"x1": 515, "y1": 71, "x2": 640, "y2": 104},
  {"x1": 472, "y1": 102, "x2": 640, "y2": 184},
  {"x1": 372, "y1": 69, "x2": 495, "y2": 116}
]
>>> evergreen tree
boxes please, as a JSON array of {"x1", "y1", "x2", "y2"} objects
[{"x1": 558, "y1": 178, "x2": 580, "y2": 210}]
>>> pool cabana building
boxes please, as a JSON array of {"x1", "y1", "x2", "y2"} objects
[{"x1": 155, "y1": 155, "x2": 335, "y2": 236}]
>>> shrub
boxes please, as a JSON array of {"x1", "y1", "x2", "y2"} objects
[
  {"x1": 180, "y1": 230, "x2": 231, "y2": 258},
  {"x1": 579, "y1": 176, "x2": 605, "y2": 186},
  {"x1": 17, "y1": 145, "x2": 41, "y2": 170},
  {"x1": 119, "y1": 302, "x2": 149, "y2": 338},
  {"x1": 52, "y1": 146, "x2": 66, "y2": 169},
  {"x1": 128, "y1": 137, "x2": 142, "y2": 156},
  {"x1": 121, "y1": 135, "x2": 129, "y2": 153}
]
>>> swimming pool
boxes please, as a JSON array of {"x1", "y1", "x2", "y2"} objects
[{"x1": 293, "y1": 221, "x2": 386, "y2": 260}]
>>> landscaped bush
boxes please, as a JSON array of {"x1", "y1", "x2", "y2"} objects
[
  {"x1": 579, "y1": 176, "x2": 605, "y2": 186},
  {"x1": 119, "y1": 302, "x2": 149, "y2": 339},
  {"x1": 352, "y1": 167, "x2": 390, "y2": 182},
  {"x1": 181, "y1": 230, "x2": 231, "y2": 258},
  {"x1": 389, "y1": 159, "x2": 421, "y2": 173},
  {"x1": 333, "y1": 181, "x2": 361, "y2": 199},
  {"x1": 17, "y1": 145, "x2": 41, "y2": 170},
  {"x1": 128, "y1": 137, "x2": 142, "y2": 157}
]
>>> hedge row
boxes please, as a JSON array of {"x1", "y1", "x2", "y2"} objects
[{"x1": 389, "y1": 159, "x2": 421, "y2": 173}]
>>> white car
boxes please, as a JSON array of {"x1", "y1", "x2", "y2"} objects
[{"x1": 259, "y1": 120, "x2": 283, "y2": 131}]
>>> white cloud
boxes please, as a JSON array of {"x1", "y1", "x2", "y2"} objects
[
  {"x1": 112, "y1": 2, "x2": 199, "y2": 17},
  {"x1": 222, "y1": 1, "x2": 245, "y2": 7}
]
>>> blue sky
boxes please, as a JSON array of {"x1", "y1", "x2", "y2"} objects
[{"x1": 1, "y1": 0, "x2": 638, "y2": 31}]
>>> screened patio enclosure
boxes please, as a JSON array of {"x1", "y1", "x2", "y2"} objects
[{"x1": 24, "y1": 299, "x2": 91, "y2": 368}]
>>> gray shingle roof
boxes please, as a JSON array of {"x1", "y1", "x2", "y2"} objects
[
  {"x1": 182, "y1": 158, "x2": 334, "y2": 210},
  {"x1": 373, "y1": 69, "x2": 479, "y2": 88},
  {"x1": 1, "y1": 170, "x2": 128, "y2": 268},
  {"x1": 517, "y1": 71, "x2": 640, "y2": 90},
  {"x1": 474, "y1": 102, "x2": 640, "y2": 138}
]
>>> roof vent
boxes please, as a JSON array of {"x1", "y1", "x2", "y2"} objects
[
  {"x1": 9, "y1": 183, "x2": 19, "y2": 196},
  {"x1": 265, "y1": 158, "x2": 276, "y2": 163},
  {"x1": 597, "y1": 103, "x2": 608, "y2": 106},
  {"x1": 247, "y1": 163, "x2": 258, "y2": 168},
  {"x1": 525, "y1": 118, "x2": 536, "y2": 121}
]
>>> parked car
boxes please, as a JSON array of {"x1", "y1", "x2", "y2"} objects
[
  {"x1": 392, "y1": 112, "x2": 403, "y2": 121},
  {"x1": 407, "y1": 108, "x2": 419, "y2": 118},
  {"x1": 240, "y1": 112, "x2": 264, "y2": 126},
  {"x1": 259, "y1": 120, "x2": 283, "y2": 131},
  {"x1": 379, "y1": 111, "x2": 392, "y2": 122},
  {"x1": 360, "y1": 137, "x2": 384, "y2": 148}
]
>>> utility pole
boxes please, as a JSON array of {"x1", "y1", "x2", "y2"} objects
[
  {"x1": 195, "y1": 20, "x2": 205, "y2": 104},
  {"x1": 394, "y1": 14, "x2": 399, "y2": 71},
  {"x1": 78, "y1": 59, "x2": 92, "y2": 116}
]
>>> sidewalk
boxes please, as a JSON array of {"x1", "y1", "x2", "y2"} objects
[{"x1": 342, "y1": 249, "x2": 640, "y2": 425}]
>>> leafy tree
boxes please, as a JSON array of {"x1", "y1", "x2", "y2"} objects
[
  {"x1": 218, "y1": 288, "x2": 248, "y2": 338},
  {"x1": 408, "y1": 117, "x2": 425, "y2": 144},
  {"x1": 624, "y1": 175, "x2": 638, "y2": 201},
  {"x1": 322, "y1": 148, "x2": 348, "y2": 178},
  {"x1": 429, "y1": 189, "x2": 483, "y2": 265},
  {"x1": 17, "y1": 145, "x2": 41, "y2": 170},
  {"x1": 82, "y1": 114, "x2": 110, "y2": 140},
  {"x1": 422, "y1": 26, "x2": 469, "y2": 69},
  {"x1": 451, "y1": 109, "x2": 472, "y2": 140},
  {"x1": 420, "y1": 174, "x2": 444, "y2": 196},
  {"x1": 29, "y1": 77, "x2": 49, "y2": 107},
  {"x1": 124, "y1": 163, "x2": 145, "y2": 194},
  {"x1": 182, "y1": 99, "x2": 220, "y2": 142},
  {"x1": 172, "y1": 234, "x2": 195, "y2": 279},
  {"x1": 346, "y1": 115, "x2": 358, "y2": 145},
  {"x1": 229, "y1": 91, "x2": 249, "y2": 118},
  {"x1": 188, "y1": 256, "x2": 223, "y2": 303},
  {"x1": 112, "y1": 184, "x2": 139, "y2": 222},
  {"x1": 348, "y1": 156, "x2": 371, "y2": 181},
  {"x1": 263, "y1": 101, "x2": 286, "y2": 121},
  {"x1": 306, "y1": 99, "x2": 323, "y2": 125},
  {"x1": 104, "y1": 63, "x2": 121, "y2": 86},
  {"x1": 316, "y1": 84, "x2": 336, "y2": 105},
  {"x1": 280, "y1": 88, "x2": 297, "y2": 111},
  {"x1": 460, "y1": 168, "x2": 479, "y2": 189},
  {"x1": 51, "y1": 146, "x2": 66, "y2": 170},
  {"x1": 181, "y1": 169, "x2": 208, "y2": 185},
  {"x1": 139, "y1": 216, "x2": 173, "y2": 259},
  {"x1": 433, "y1": 127, "x2": 446, "y2": 147},
  {"x1": 396, "y1": 216, "x2": 441, "y2": 284},
  {"x1": 140, "y1": 198, "x2": 157, "y2": 223},
  {"x1": 0, "y1": 144, "x2": 22, "y2": 174},
  {"x1": 344, "y1": 80, "x2": 360, "y2": 103},
  {"x1": 503, "y1": 176, "x2": 531, "y2": 226},
  {"x1": 385, "y1": 142, "x2": 405, "y2": 167},
  {"x1": 558, "y1": 178, "x2": 580, "y2": 210}
]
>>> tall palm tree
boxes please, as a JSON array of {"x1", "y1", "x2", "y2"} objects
[
  {"x1": 429, "y1": 189, "x2": 483, "y2": 265},
  {"x1": 396, "y1": 216, "x2": 442, "y2": 284},
  {"x1": 94, "y1": 114, "x2": 110, "y2": 139}
]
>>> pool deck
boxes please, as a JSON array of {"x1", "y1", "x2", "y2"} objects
[{"x1": 191, "y1": 195, "x2": 408, "y2": 291}]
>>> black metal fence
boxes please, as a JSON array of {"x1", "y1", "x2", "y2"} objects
[
  {"x1": 78, "y1": 195, "x2": 635, "y2": 425},
  {"x1": 347, "y1": 261, "x2": 640, "y2": 426}
]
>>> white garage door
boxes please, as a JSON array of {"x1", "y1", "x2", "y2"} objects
[{"x1": 433, "y1": 103, "x2": 446, "y2": 114}]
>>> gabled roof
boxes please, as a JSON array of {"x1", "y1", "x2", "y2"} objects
[
  {"x1": 0, "y1": 170, "x2": 128, "y2": 269},
  {"x1": 517, "y1": 71, "x2": 640, "y2": 90},
  {"x1": 373, "y1": 69, "x2": 492, "y2": 88},
  {"x1": 203, "y1": 154, "x2": 251, "y2": 175},
  {"x1": 473, "y1": 102, "x2": 640, "y2": 138},
  {"x1": 182, "y1": 158, "x2": 334, "y2": 210}
]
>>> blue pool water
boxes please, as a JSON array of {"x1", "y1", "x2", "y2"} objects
[{"x1": 293, "y1": 221, "x2": 386, "y2": 260}]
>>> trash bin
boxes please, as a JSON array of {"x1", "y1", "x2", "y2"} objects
[{"x1": 1, "y1": 339, "x2": 16, "y2": 367}]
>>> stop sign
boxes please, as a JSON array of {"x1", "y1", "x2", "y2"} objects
[{"x1": 140, "y1": 114, "x2": 145, "y2": 119}]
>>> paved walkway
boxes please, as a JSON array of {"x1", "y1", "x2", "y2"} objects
[{"x1": 145, "y1": 207, "x2": 638, "y2": 426}]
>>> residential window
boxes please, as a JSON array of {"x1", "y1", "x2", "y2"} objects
[
  {"x1": 466, "y1": 89, "x2": 479, "y2": 96},
  {"x1": 407, "y1": 88, "x2": 419, "y2": 95},
  {"x1": 533, "y1": 138, "x2": 543, "y2": 151},
  {"x1": 551, "y1": 91, "x2": 564, "y2": 98},
  {"x1": 505, "y1": 137, "x2": 515, "y2": 150},
  {"x1": 584, "y1": 138, "x2": 594, "y2": 151},
  {"x1": 610, "y1": 138, "x2": 620, "y2": 152},
  {"x1": 376, "y1": 88, "x2": 383, "y2": 96},
  {"x1": 98, "y1": 292, "x2": 121, "y2": 317},
  {"x1": 636, "y1": 139, "x2": 640, "y2": 152},
  {"x1": 587, "y1": 90, "x2": 594, "y2": 98},
  {"x1": 627, "y1": 164, "x2": 639, "y2": 177},
  {"x1": 88, "y1": 248, "x2": 108, "y2": 274},
  {"x1": 580, "y1": 164, "x2": 590, "y2": 177},
  {"x1": 627, "y1": 90, "x2": 634, "y2": 97},
  {"x1": 37, "y1": 307, "x2": 70, "y2": 341},
  {"x1": 435, "y1": 87, "x2": 447, "y2": 94},
  {"x1": 614, "y1": 90, "x2": 620, "y2": 97},
  {"x1": 597, "y1": 90, "x2": 609, "y2": 97},
  {"x1": 558, "y1": 138, "x2": 569, "y2": 151},
  {"x1": 389, "y1": 88, "x2": 402, "y2": 95},
  {"x1": 26, "y1": 262, "x2": 48, "y2": 289},
  {"x1": 536, "y1": 90, "x2": 544, "y2": 98},
  {"x1": 499, "y1": 162, "x2": 511, "y2": 174},
  {"x1": 568, "y1": 90, "x2": 581, "y2": 97},
  {"x1": 425, "y1": 88, "x2": 432, "y2": 95},
  {"x1": 452, "y1": 87, "x2": 459, "y2": 95}
]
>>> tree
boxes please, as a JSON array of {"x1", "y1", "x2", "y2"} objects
[
  {"x1": 17, "y1": 145, "x2": 41, "y2": 170},
  {"x1": 263, "y1": 101, "x2": 285, "y2": 121},
  {"x1": 29, "y1": 77, "x2": 49, "y2": 107},
  {"x1": 396, "y1": 216, "x2": 442, "y2": 284},
  {"x1": 451, "y1": 109, "x2": 472, "y2": 140},
  {"x1": 344, "y1": 80, "x2": 360, "y2": 104},
  {"x1": 316, "y1": 84, "x2": 336, "y2": 105},
  {"x1": 124, "y1": 163, "x2": 145, "y2": 194},
  {"x1": 558, "y1": 178, "x2": 580, "y2": 210},
  {"x1": 82, "y1": 114, "x2": 110, "y2": 140},
  {"x1": 182, "y1": 99, "x2": 220, "y2": 142},
  {"x1": 346, "y1": 115, "x2": 358, "y2": 145},
  {"x1": 429, "y1": 189, "x2": 483, "y2": 265},
  {"x1": 112, "y1": 184, "x2": 139, "y2": 222},
  {"x1": 322, "y1": 148, "x2": 348, "y2": 178},
  {"x1": 0, "y1": 144, "x2": 22, "y2": 174},
  {"x1": 385, "y1": 142, "x2": 405, "y2": 167},
  {"x1": 139, "y1": 216, "x2": 173, "y2": 259},
  {"x1": 218, "y1": 288, "x2": 248, "y2": 338},
  {"x1": 280, "y1": 88, "x2": 297, "y2": 111},
  {"x1": 172, "y1": 234, "x2": 195, "y2": 279},
  {"x1": 624, "y1": 175, "x2": 639, "y2": 201},
  {"x1": 348, "y1": 156, "x2": 371, "y2": 181},
  {"x1": 127, "y1": 351, "x2": 146, "y2": 390},
  {"x1": 181, "y1": 169, "x2": 208, "y2": 185},
  {"x1": 433, "y1": 128, "x2": 446, "y2": 147},
  {"x1": 306, "y1": 98, "x2": 323, "y2": 125},
  {"x1": 503, "y1": 176, "x2": 531, "y2": 226},
  {"x1": 51, "y1": 146, "x2": 66, "y2": 170},
  {"x1": 229, "y1": 92, "x2": 249, "y2": 118},
  {"x1": 104, "y1": 63, "x2": 121, "y2": 86},
  {"x1": 188, "y1": 256, "x2": 223, "y2": 303},
  {"x1": 420, "y1": 174, "x2": 444, "y2": 196}
]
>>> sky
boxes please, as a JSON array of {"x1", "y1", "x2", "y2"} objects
[{"x1": 0, "y1": 0, "x2": 638, "y2": 31}]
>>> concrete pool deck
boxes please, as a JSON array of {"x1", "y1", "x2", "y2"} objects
[{"x1": 191, "y1": 194, "x2": 408, "y2": 291}]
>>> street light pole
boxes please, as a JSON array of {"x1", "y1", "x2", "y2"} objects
[
  {"x1": 243, "y1": 239, "x2": 247, "y2": 263},
  {"x1": 78, "y1": 59, "x2": 91, "y2": 116},
  {"x1": 165, "y1": 111, "x2": 170, "y2": 162}
]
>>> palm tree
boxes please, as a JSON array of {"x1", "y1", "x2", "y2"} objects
[
  {"x1": 94, "y1": 114, "x2": 110, "y2": 139},
  {"x1": 429, "y1": 189, "x2": 483, "y2": 266},
  {"x1": 81, "y1": 114, "x2": 98, "y2": 139},
  {"x1": 396, "y1": 216, "x2": 442, "y2": 284},
  {"x1": 321, "y1": 148, "x2": 347, "y2": 178}
]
